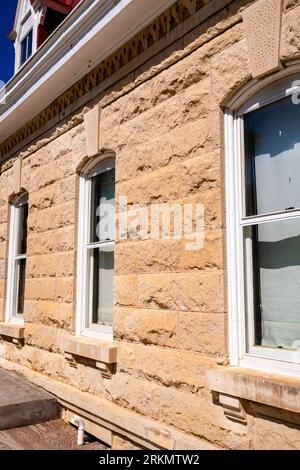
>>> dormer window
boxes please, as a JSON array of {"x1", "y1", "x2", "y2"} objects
[
  {"x1": 12, "y1": 5, "x2": 35, "y2": 72},
  {"x1": 10, "y1": 0, "x2": 80, "y2": 74},
  {"x1": 20, "y1": 29, "x2": 33, "y2": 66}
]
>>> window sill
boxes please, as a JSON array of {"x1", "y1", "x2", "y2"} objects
[
  {"x1": 0, "y1": 322, "x2": 25, "y2": 347},
  {"x1": 61, "y1": 335, "x2": 117, "y2": 379},
  {"x1": 206, "y1": 367, "x2": 300, "y2": 416}
]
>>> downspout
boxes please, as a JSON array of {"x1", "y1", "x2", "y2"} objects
[{"x1": 71, "y1": 415, "x2": 85, "y2": 446}]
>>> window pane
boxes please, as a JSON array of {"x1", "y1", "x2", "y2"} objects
[
  {"x1": 90, "y1": 168, "x2": 115, "y2": 243},
  {"x1": 27, "y1": 30, "x2": 33, "y2": 59},
  {"x1": 244, "y1": 96, "x2": 300, "y2": 216},
  {"x1": 245, "y1": 218, "x2": 300, "y2": 351},
  {"x1": 88, "y1": 246, "x2": 114, "y2": 326},
  {"x1": 17, "y1": 203, "x2": 28, "y2": 255},
  {"x1": 16, "y1": 258, "x2": 26, "y2": 316},
  {"x1": 21, "y1": 30, "x2": 33, "y2": 65}
]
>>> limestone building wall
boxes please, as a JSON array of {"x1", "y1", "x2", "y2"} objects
[{"x1": 0, "y1": 0, "x2": 300, "y2": 450}]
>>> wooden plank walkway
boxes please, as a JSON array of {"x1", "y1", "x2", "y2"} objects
[{"x1": 0, "y1": 419, "x2": 108, "y2": 450}]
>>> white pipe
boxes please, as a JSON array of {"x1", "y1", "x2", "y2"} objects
[{"x1": 71, "y1": 415, "x2": 85, "y2": 446}]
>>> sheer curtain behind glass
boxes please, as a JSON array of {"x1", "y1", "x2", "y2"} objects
[
  {"x1": 87, "y1": 168, "x2": 115, "y2": 328},
  {"x1": 244, "y1": 96, "x2": 300, "y2": 351}
]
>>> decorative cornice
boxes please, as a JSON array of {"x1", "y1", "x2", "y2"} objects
[{"x1": 0, "y1": 0, "x2": 211, "y2": 161}]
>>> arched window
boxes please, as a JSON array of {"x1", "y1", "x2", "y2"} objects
[
  {"x1": 6, "y1": 193, "x2": 28, "y2": 323},
  {"x1": 226, "y1": 73, "x2": 300, "y2": 376},
  {"x1": 76, "y1": 156, "x2": 115, "y2": 341}
]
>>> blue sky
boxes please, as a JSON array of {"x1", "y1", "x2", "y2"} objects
[{"x1": 0, "y1": 0, "x2": 18, "y2": 83}]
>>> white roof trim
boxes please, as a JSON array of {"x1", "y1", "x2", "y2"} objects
[{"x1": 0, "y1": 0, "x2": 176, "y2": 145}]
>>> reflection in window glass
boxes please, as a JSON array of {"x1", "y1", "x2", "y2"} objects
[
  {"x1": 16, "y1": 258, "x2": 26, "y2": 316},
  {"x1": 20, "y1": 30, "x2": 33, "y2": 66},
  {"x1": 85, "y1": 164, "x2": 115, "y2": 330},
  {"x1": 90, "y1": 168, "x2": 115, "y2": 244},
  {"x1": 88, "y1": 246, "x2": 114, "y2": 326},
  {"x1": 245, "y1": 219, "x2": 300, "y2": 351},
  {"x1": 244, "y1": 96, "x2": 300, "y2": 216}
]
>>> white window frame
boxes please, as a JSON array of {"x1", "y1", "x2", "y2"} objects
[
  {"x1": 76, "y1": 156, "x2": 115, "y2": 341},
  {"x1": 14, "y1": 5, "x2": 39, "y2": 73},
  {"x1": 20, "y1": 28, "x2": 33, "y2": 67},
  {"x1": 225, "y1": 73, "x2": 300, "y2": 378},
  {"x1": 5, "y1": 194, "x2": 28, "y2": 325}
]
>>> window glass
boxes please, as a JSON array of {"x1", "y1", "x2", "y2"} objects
[
  {"x1": 88, "y1": 246, "x2": 114, "y2": 326},
  {"x1": 244, "y1": 96, "x2": 300, "y2": 216},
  {"x1": 245, "y1": 219, "x2": 300, "y2": 352},
  {"x1": 17, "y1": 202, "x2": 28, "y2": 255},
  {"x1": 85, "y1": 164, "x2": 115, "y2": 331},
  {"x1": 20, "y1": 30, "x2": 33, "y2": 65},
  {"x1": 16, "y1": 258, "x2": 26, "y2": 316},
  {"x1": 90, "y1": 168, "x2": 115, "y2": 244},
  {"x1": 15, "y1": 200, "x2": 28, "y2": 316}
]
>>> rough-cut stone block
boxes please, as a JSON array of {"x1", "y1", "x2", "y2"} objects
[
  {"x1": 25, "y1": 323, "x2": 69, "y2": 353},
  {"x1": 116, "y1": 164, "x2": 180, "y2": 205},
  {"x1": 160, "y1": 387, "x2": 250, "y2": 450},
  {"x1": 28, "y1": 200, "x2": 75, "y2": 233},
  {"x1": 115, "y1": 239, "x2": 181, "y2": 275},
  {"x1": 211, "y1": 39, "x2": 251, "y2": 104},
  {"x1": 118, "y1": 343, "x2": 215, "y2": 393},
  {"x1": 114, "y1": 307, "x2": 178, "y2": 348},
  {"x1": 179, "y1": 312, "x2": 225, "y2": 355},
  {"x1": 25, "y1": 277, "x2": 74, "y2": 303},
  {"x1": 25, "y1": 300, "x2": 73, "y2": 330},
  {"x1": 138, "y1": 272, "x2": 224, "y2": 313},
  {"x1": 179, "y1": 229, "x2": 224, "y2": 271},
  {"x1": 116, "y1": 120, "x2": 220, "y2": 184},
  {"x1": 115, "y1": 79, "x2": 219, "y2": 149},
  {"x1": 242, "y1": 0, "x2": 282, "y2": 78},
  {"x1": 109, "y1": 373, "x2": 161, "y2": 420},
  {"x1": 179, "y1": 190, "x2": 223, "y2": 230},
  {"x1": 27, "y1": 252, "x2": 75, "y2": 279},
  {"x1": 180, "y1": 154, "x2": 221, "y2": 197},
  {"x1": 102, "y1": 68, "x2": 210, "y2": 128},
  {"x1": 27, "y1": 226, "x2": 75, "y2": 255},
  {"x1": 250, "y1": 413, "x2": 300, "y2": 450},
  {"x1": 115, "y1": 275, "x2": 138, "y2": 307},
  {"x1": 29, "y1": 175, "x2": 76, "y2": 211},
  {"x1": 281, "y1": 3, "x2": 300, "y2": 60}
]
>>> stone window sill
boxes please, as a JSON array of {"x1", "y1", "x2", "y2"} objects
[
  {"x1": 206, "y1": 367, "x2": 300, "y2": 419},
  {"x1": 0, "y1": 322, "x2": 25, "y2": 347},
  {"x1": 61, "y1": 335, "x2": 117, "y2": 379}
]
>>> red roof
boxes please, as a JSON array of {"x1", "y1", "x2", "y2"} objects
[{"x1": 30, "y1": 0, "x2": 81, "y2": 7}]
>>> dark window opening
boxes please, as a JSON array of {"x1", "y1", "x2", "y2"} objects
[
  {"x1": 20, "y1": 30, "x2": 33, "y2": 66},
  {"x1": 38, "y1": 8, "x2": 68, "y2": 47}
]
